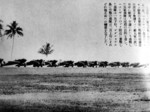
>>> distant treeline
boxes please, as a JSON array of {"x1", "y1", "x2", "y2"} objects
[{"x1": 0, "y1": 58, "x2": 148, "y2": 68}]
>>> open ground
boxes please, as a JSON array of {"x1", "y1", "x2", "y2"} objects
[{"x1": 0, "y1": 67, "x2": 150, "y2": 112}]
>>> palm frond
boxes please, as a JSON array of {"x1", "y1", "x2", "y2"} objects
[
  {"x1": 48, "y1": 49, "x2": 54, "y2": 54},
  {"x1": 4, "y1": 30, "x2": 12, "y2": 35},
  {"x1": 7, "y1": 25, "x2": 13, "y2": 30},
  {"x1": 38, "y1": 48, "x2": 45, "y2": 53},
  {"x1": 16, "y1": 27, "x2": 23, "y2": 31},
  {"x1": 0, "y1": 24, "x2": 3, "y2": 30},
  {"x1": 17, "y1": 30, "x2": 23, "y2": 36},
  {"x1": 7, "y1": 33, "x2": 13, "y2": 38}
]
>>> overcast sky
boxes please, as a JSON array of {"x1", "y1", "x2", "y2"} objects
[{"x1": 0, "y1": 0, "x2": 150, "y2": 63}]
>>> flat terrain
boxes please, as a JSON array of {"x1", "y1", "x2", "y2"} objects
[{"x1": 0, "y1": 67, "x2": 150, "y2": 112}]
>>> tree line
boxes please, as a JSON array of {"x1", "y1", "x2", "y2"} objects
[{"x1": 0, "y1": 58, "x2": 148, "y2": 68}]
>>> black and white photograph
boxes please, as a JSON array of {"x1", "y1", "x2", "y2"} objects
[{"x1": 0, "y1": 0, "x2": 150, "y2": 111}]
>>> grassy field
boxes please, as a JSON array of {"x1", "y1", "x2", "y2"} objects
[{"x1": 0, "y1": 67, "x2": 150, "y2": 112}]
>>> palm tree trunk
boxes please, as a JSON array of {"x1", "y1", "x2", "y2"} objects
[
  {"x1": 11, "y1": 36, "x2": 15, "y2": 60},
  {"x1": 45, "y1": 55, "x2": 47, "y2": 61}
]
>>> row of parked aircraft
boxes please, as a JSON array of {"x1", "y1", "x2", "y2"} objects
[{"x1": 0, "y1": 58, "x2": 148, "y2": 68}]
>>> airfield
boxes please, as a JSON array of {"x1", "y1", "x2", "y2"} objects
[{"x1": 0, "y1": 67, "x2": 150, "y2": 112}]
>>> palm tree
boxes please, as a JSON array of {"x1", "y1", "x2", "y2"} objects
[
  {"x1": 4, "y1": 21, "x2": 23, "y2": 59},
  {"x1": 38, "y1": 42, "x2": 54, "y2": 58}
]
